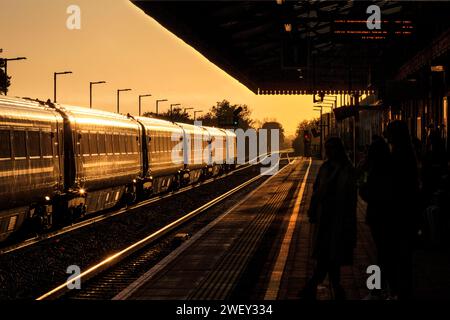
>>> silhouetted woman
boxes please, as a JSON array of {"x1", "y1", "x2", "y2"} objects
[
  {"x1": 359, "y1": 135, "x2": 392, "y2": 298},
  {"x1": 385, "y1": 120, "x2": 419, "y2": 299},
  {"x1": 300, "y1": 137, "x2": 357, "y2": 300}
]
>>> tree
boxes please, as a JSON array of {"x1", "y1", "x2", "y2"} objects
[
  {"x1": 197, "y1": 100, "x2": 254, "y2": 130},
  {"x1": 292, "y1": 119, "x2": 319, "y2": 155},
  {"x1": 0, "y1": 59, "x2": 10, "y2": 95},
  {"x1": 261, "y1": 121, "x2": 285, "y2": 150}
]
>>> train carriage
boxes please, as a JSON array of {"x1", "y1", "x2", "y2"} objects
[
  {"x1": 224, "y1": 129, "x2": 237, "y2": 168},
  {"x1": 60, "y1": 105, "x2": 142, "y2": 215},
  {"x1": 0, "y1": 97, "x2": 64, "y2": 240},
  {"x1": 136, "y1": 116, "x2": 184, "y2": 194},
  {"x1": 202, "y1": 126, "x2": 228, "y2": 176},
  {"x1": 176, "y1": 122, "x2": 209, "y2": 184}
]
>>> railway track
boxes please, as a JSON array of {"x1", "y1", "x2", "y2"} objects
[
  {"x1": 0, "y1": 152, "x2": 285, "y2": 256},
  {"x1": 36, "y1": 157, "x2": 294, "y2": 300}
]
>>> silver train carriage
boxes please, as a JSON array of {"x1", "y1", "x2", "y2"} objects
[
  {"x1": 202, "y1": 126, "x2": 228, "y2": 176},
  {"x1": 176, "y1": 122, "x2": 210, "y2": 184},
  {"x1": 0, "y1": 97, "x2": 64, "y2": 240},
  {"x1": 223, "y1": 128, "x2": 237, "y2": 167},
  {"x1": 135, "y1": 116, "x2": 184, "y2": 194},
  {"x1": 60, "y1": 105, "x2": 142, "y2": 215}
]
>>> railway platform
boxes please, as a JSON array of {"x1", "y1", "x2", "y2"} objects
[{"x1": 113, "y1": 158, "x2": 450, "y2": 300}]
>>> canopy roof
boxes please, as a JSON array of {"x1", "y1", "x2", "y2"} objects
[{"x1": 132, "y1": 0, "x2": 450, "y2": 95}]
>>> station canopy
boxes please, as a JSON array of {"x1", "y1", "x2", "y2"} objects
[{"x1": 132, "y1": 1, "x2": 450, "y2": 95}]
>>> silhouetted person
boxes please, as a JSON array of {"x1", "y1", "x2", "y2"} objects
[
  {"x1": 422, "y1": 129, "x2": 448, "y2": 205},
  {"x1": 421, "y1": 128, "x2": 449, "y2": 245},
  {"x1": 300, "y1": 137, "x2": 357, "y2": 300},
  {"x1": 385, "y1": 120, "x2": 419, "y2": 299},
  {"x1": 359, "y1": 135, "x2": 392, "y2": 298}
]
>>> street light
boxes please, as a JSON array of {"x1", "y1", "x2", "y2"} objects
[
  {"x1": 117, "y1": 88, "x2": 132, "y2": 114},
  {"x1": 89, "y1": 81, "x2": 106, "y2": 109},
  {"x1": 183, "y1": 107, "x2": 193, "y2": 114},
  {"x1": 155, "y1": 99, "x2": 168, "y2": 115},
  {"x1": 54, "y1": 71, "x2": 72, "y2": 103},
  {"x1": 313, "y1": 104, "x2": 333, "y2": 159},
  {"x1": 170, "y1": 103, "x2": 181, "y2": 113},
  {"x1": 194, "y1": 110, "x2": 203, "y2": 120},
  {"x1": 139, "y1": 93, "x2": 152, "y2": 116},
  {"x1": 313, "y1": 107, "x2": 323, "y2": 159},
  {"x1": 0, "y1": 56, "x2": 27, "y2": 95}
]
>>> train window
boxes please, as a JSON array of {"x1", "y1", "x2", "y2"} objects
[
  {"x1": 13, "y1": 131, "x2": 27, "y2": 158},
  {"x1": 164, "y1": 133, "x2": 169, "y2": 153},
  {"x1": 132, "y1": 136, "x2": 138, "y2": 153},
  {"x1": 90, "y1": 133, "x2": 98, "y2": 155},
  {"x1": 0, "y1": 130, "x2": 11, "y2": 158},
  {"x1": 134, "y1": 135, "x2": 139, "y2": 153},
  {"x1": 113, "y1": 134, "x2": 120, "y2": 155},
  {"x1": 28, "y1": 131, "x2": 41, "y2": 157},
  {"x1": 119, "y1": 134, "x2": 126, "y2": 154},
  {"x1": 150, "y1": 132, "x2": 155, "y2": 153},
  {"x1": 98, "y1": 133, "x2": 106, "y2": 154},
  {"x1": 41, "y1": 132, "x2": 53, "y2": 157},
  {"x1": 106, "y1": 134, "x2": 113, "y2": 154},
  {"x1": 161, "y1": 132, "x2": 167, "y2": 152},
  {"x1": 81, "y1": 132, "x2": 90, "y2": 155},
  {"x1": 156, "y1": 134, "x2": 161, "y2": 153},
  {"x1": 123, "y1": 135, "x2": 129, "y2": 154},
  {"x1": 127, "y1": 135, "x2": 133, "y2": 153}
]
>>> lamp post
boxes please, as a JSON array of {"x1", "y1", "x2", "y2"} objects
[
  {"x1": 314, "y1": 104, "x2": 333, "y2": 159},
  {"x1": 117, "y1": 88, "x2": 132, "y2": 114},
  {"x1": 313, "y1": 107, "x2": 323, "y2": 159},
  {"x1": 139, "y1": 93, "x2": 152, "y2": 116},
  {"x1": 1, "y1": 56, "x2": 27, "y2": 95},
  {"x1": 89, "y1": 81, "x2": 106, "y2": 109},
  {"x1": 155, "y1": 99, "x2": 168, "y2": 115},
  {"x1": 194, "y1": 110, "x2": 203, "y2": 121},
  {"x1": 184, "y1": 107, "x2": 193, "y2": 115},
  {"x1": 54, "y1": 71, "x2": 72, "y2": 103}
]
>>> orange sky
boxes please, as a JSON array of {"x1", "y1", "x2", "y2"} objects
[{"x1": 0, "y1": 0, "x2": 318, "y2": 136}]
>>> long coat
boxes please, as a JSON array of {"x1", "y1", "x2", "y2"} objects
[{"x1": 308, "y1": 160, "x2": 357, "y2": 265}]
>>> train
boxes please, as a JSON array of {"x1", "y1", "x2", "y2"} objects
[{"x1": 0, "y1": 96, "x2": 237, "y2": 242}]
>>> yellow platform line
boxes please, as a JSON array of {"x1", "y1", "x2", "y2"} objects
[{"x1": 264, "y1": 157, "x2": 312, "y2": 300}]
